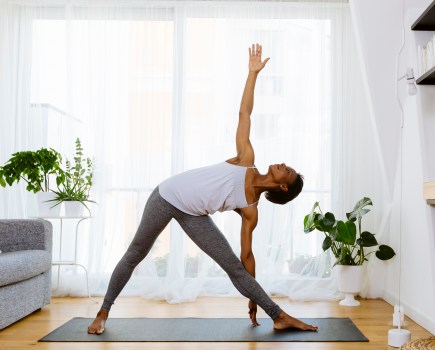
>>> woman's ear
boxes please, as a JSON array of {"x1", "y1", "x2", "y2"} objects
[{"x1": 280, "y1": 184, "x2": 288, "y2": 192}]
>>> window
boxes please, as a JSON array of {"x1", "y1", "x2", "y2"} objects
[{"x1": 29, "y1": 3, "x2": 341, "y2": 297}]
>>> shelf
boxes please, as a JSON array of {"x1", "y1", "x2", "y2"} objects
[
  {"x1": 416, "y1": 65, "x2": 435, "y2": 85},
  {"x1": 33, "y1": 216, "x2": 93, "y2": 219},
  {"x1": 424, "y1": 181, "x2": 435, "y2": 204},
  {"x1": 52, "y1": 261, "x2": 75, "y2": 265},
  {"x1": 412, "y1": 0, "x2": 435, "y2": 30}
]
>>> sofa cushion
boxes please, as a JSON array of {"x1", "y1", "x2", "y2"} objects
[
  {"x1": 0, "y1": 250, "x2": 52, "y2": 287},
  {"x1": 0, "y1": 219, "x2": 52, "y2": 253}
]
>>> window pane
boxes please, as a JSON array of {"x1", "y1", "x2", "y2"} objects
[{"x1": 30, "y1": 18, "x2": 174, "y2": 274}]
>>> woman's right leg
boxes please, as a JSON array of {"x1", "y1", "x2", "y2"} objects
[{"x1": 88, "y1": 187, "x2": 174, "y2": 334}]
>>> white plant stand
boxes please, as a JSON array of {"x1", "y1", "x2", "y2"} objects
[
  {"x1": 336, "y1": 265, "x2": 364, "y2": 306},
  {"x1": 36, "y1": 216, "x2": 98, "y2": 303}
]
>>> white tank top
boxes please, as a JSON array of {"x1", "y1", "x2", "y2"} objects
[{"x1": 158, "y1": 162, "x2": 258, "y2": 216}]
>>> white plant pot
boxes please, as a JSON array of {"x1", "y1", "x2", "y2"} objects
[
  {"x1": 64, "y1": 201, "x2": 84, "y2": 217},
  {"x1": 37, "y1": 192, "x2": 61, "y2": 217},
  {"x1": 336, "y1": 265, "x2": 365, "y2": 306}
]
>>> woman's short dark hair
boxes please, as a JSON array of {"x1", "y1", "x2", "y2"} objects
[{"x1": 265, "y1": 173, "x2": 304, "y2": 205}]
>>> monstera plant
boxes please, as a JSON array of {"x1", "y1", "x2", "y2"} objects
[
  {"x1": 304, "y1": 197, "x2": 396, "y2": 306},
  {"x1": 304, "y1": 197, "x2": 396, "y2": 266}
]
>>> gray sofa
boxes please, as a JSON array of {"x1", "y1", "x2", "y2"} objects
[{"x1": 0, "y1": 219, "x2": 52, "y2": 330}]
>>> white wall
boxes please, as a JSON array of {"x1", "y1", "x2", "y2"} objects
[{"x1": 350, "y1": 0, "x2": 435, "y2": 335}]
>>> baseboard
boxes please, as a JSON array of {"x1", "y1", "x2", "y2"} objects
[{"x1": 383, "y1": 291, "x2": 435, "y2": 335}]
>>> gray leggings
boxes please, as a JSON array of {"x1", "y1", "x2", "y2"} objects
[{"x1": 101, "y1": 187, "x2": 283, "y2": 320}]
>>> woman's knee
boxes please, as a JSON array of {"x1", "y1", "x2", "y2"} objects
[
  {"x1": 122, "y1": 249, "x2": 144, "y2": 267},
  {"x1": 224, "y1": 260, "x2": 247, "y2": 278}
]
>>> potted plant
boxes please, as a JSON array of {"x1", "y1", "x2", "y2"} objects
[
  {"x1": 0, "y1": 148, "x2": 63, "y2": 216},
  {"x1": 50, "y1": 138, "x2": 96, "y2": 217},
  {"x1": 304, "y1": 197, "x2": 396, "y2": 306}
]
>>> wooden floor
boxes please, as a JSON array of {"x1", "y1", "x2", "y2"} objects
[{"x1": 0, "y1": 297, "x2": 432, "y2": 349}]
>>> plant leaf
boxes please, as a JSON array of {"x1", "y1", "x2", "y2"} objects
[
  {"x1": 323, "y1": 212, "x2": 335, "y2": 228},
  {"x1": 0, "y1": 170, "x2": 5, "y2": 187},
  {"x1": 346, "y1": 197, "x2": 372, "y2": 221},
  {"x1": 336, "y1": 221, "x2": 357, "y2": 245},
  {"x1": 303, "y1": 215, "x2": 315, "y2": 233},
  {"x1": 358, "y1": 231, "x2": 378, "y2": 247},
  {"x1": 322, "y1": 236, "x2": 332, "y2": 251},
  {"x1": 375, "y1": 245, "x2": 396, "y2": 260},
  {"x1": 304, "y1": 202, "x2": 319, "y2": 233},
  {"x1": 314, "y1": 214, "x2": 335, "y2": 233}
]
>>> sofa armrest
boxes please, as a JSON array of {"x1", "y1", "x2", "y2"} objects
[{"x1": 0, "y1": 219, "x2": 52, "y2": 254}]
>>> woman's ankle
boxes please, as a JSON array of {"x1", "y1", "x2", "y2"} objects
[{"x1": 97, "y1": 308, "x2": 109, "y2": 319}]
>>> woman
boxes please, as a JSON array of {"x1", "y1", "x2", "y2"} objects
[{"x1": 88, "y1": 44, "x2": 317, "y2": 334}]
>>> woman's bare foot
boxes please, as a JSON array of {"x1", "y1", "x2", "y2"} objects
[
  {"x1": 273, "y1": 311, "x2": 318, "y2": 331},
  {"x1": 87, "y1": 309, "x2": 109, "y2": 335}
]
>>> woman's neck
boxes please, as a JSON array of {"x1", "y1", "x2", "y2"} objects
[{"x1": 251, "y1": 172, "x2": 280, "y2": 195}]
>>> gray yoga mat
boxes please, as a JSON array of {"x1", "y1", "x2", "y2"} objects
[{"x1": 39, "y1": 317, "x2": 368, "y2": 342}]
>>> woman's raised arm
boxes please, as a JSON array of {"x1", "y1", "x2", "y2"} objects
[{"x1": 235, "y1": 44, "x2": 270, "y2": 163}]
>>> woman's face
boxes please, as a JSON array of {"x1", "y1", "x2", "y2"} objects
[{"x1": 269, "y1": 163, "x2": 298, "y2": 189}]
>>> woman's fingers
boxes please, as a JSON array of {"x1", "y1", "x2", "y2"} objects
[
  {"x1": 249, "y1": 310, "x2": 261, "y2": 326},
  {"x1": 249, "y1": 43, "x2": 262, "y2": 57}
]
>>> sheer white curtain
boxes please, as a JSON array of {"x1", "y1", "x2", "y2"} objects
[
  {"x1": 0, "y1": 0, "x2": 381, "y2": 302},
  {"x1": 0, "y1": 2, "x2": 37, "y2": 217}
]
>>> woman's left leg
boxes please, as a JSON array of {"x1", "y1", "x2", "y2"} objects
[
  {"x1": 174, "y1": 212, "x2": 282, "y2": 320},
  {"x1": 175, "y1": 213, "x2": 318, "y2": 330}
]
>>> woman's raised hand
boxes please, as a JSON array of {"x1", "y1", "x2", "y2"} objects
[{"x1": 248, "y1": 43, "x2": 270, "y2": 73}]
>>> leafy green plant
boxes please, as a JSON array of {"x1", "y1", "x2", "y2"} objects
[
  {"x1": 0, "y1": 148, "x2": 63, "y2": 192},
  {"x1": 50, "y1": 138, "x2": 96, "y2": 214},
  {"x1": 303, "y1": 197, "x2": 396, "y2": 266}
]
